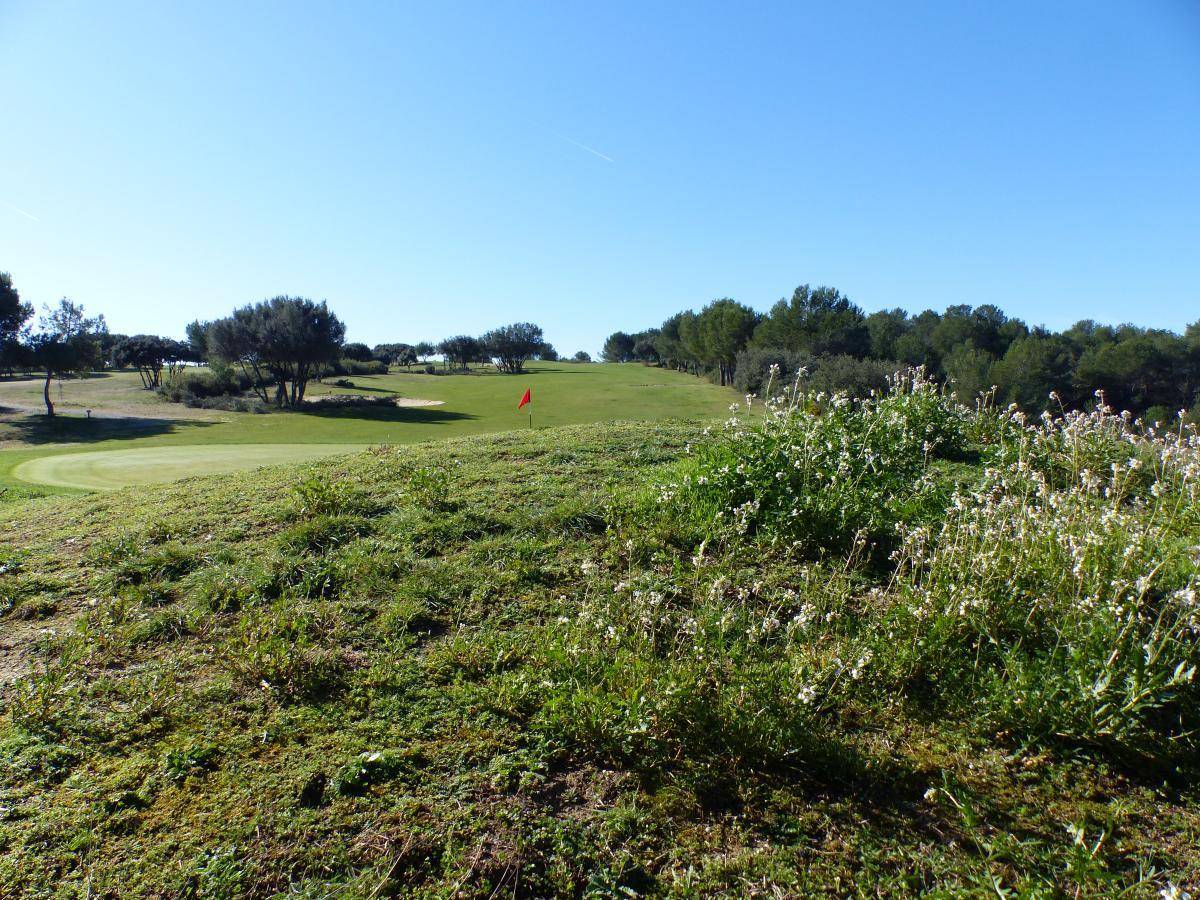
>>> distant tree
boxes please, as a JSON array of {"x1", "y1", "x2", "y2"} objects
[
  {"x1": 115, "y1": 334, "x2": 192, "y2": 389},
  {"x1": 601, "y1": 331, "x2": 635, "y2": 363},
  {"x1": 697, "y1": 298, "x2": 759, "y2": 386},
  {"x1": 28, "y1": 299, "x2": 107, "y2": 416},
  {"x1": 208, "y1": 296, "x2": 345, "y2": 408},
  {"x1": 372, "y1": 343, "x2": 417, "y2": 368},
  {"x1": 481, "y1": 322, "x2": 545, "y2": 374},
  {"x1": 572, "y1": 350, "x2": 592, "y2": 363},
  {"x1": 990, "y1": 334, "x2": 1077, "y2": 413},
  {"x1": 342, "y1": 341, "x2": 374, "y2": 362},
  {"x1": 414, "y1": 341, "x2": 435, "y2": 361},
  {"x1": 0, "y1": 272, "x2": 33, "y2": 375},
  {"x1": 438, "y1": 335, "x2": 484, "y2": 370},
  {"x1": 752, "y1": 285, "x2": 868, "y2": 358},
  {"x1": 631, "y1": 332, "x2": 661, "y2": 364},
  {"x1": 653, "y1": 313, "x2": 688, "y2": 370},
  {"x1": 185, "y1": 320, "x2": 211, "y2": 361},
  {"x1": 538, "y1": 343, "x2": 560, "y2": 362},
  {"x1": 942, "y1": 346, "x2": 995, "y2": 404},
  {"x1": 1075, "y1": 330, "x2": 1194, "y2": 413},
  {"x1": 865, "y1": 308, "x2": 909, "y2": 360}
]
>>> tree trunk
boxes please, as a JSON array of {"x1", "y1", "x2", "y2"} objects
[{"x1": 43, "y1": 372, "x2": 55, "y2": 416}]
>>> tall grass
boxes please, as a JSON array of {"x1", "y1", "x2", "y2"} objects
[{"x1": 653, "y1": 373, "x2": 1200, "y2": 763}]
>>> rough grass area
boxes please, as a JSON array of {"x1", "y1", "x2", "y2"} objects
[{"x1": 1, "y1": 417, "x2": 1198, "y2": 897}]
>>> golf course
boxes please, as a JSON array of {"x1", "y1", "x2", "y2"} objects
[{"x1": 0, "y1": 363, "x2": 736, "y2": 496}]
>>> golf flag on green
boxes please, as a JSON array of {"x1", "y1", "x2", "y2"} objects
[{"x1": 518, "y1": 388, "x2": 531, "y2": 410}]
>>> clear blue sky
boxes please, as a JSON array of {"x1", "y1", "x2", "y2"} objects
[{"x1": 2, "y1": 1, "x2": 1198, "y2": 355}]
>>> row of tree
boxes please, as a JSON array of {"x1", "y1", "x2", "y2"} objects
[
  {"x1": 2, "y1": 272, "x2": 572, "y2": 413},
  {"x1": 602, "y1": 286, "x2": 1200, "y2": 419}
]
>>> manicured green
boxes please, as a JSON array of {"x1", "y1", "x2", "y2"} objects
[{"x1": 13, "y1": 443, "x2": 369, "y2": 491}]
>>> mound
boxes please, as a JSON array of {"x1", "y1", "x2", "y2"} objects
[{"x1": 1, "y1": 421, "x2": 1197, "y2": 895}]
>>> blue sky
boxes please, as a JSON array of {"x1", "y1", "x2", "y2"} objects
[{"x1": 1, "y1": 1, "x2": 1197, "y2": 355}]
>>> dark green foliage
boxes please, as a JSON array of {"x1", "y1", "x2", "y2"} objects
[
  {"x1": 614, "y1": 283, "x2": 1200, "y2": 418},
  {"x1": 480, "y1": 322, "x2": 545, "y2": 374},
  {"x1": 205, "y1": 296, "x2": 346, "y2": 407}
]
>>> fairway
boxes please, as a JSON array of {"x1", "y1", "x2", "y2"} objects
[
  {"x1": 0, "y1": 364, "x2": 738, "y2": 493},
  {"x1": 13, "y1": 443, "x2": 368, "y2": 491}
]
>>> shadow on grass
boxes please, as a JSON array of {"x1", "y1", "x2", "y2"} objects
[
  {"x1": 0, "y1": 412, "x2": 218, "y2": 445},
  {"x1": 312, "y1": 382, "x2": 398, "y2": 395},
  {"x1": 296, "y1": 405, "x2": 477, "y2": 425}
]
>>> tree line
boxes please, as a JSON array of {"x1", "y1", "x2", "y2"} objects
[
  {"x1": 1, "y1": 272, "x2": 568, "y2": 414},
  {"x1": 602, "y1": 285, "x2": 1200, "y2": 421}
]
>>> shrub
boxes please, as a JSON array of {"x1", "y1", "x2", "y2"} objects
[
  {"x1": 662, "y1": 369, "x2": 967, "y2": 551},
  {"x1": 733, "y1": 348, "x2": 899, "y2": 398},
  {"x1": 323, "y1": 358, "x2": 388, "y2": 377},
  {"x1": 874, "y1": 403, "x2": 1200, "y2": 759},
  {"x1": 158, "y1": 364, "x2": 251, "y2": 402}
]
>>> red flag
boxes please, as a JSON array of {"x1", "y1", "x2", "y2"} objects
[{"x1": 518, "y1": 388, "x2": 531, "y2": 410}]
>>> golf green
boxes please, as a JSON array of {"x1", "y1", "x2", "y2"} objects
[{"x1": 13, "y1": 443, "x2": 369, "y2": 491}]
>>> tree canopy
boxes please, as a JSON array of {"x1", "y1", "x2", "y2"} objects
[
  {"x1": 28, "y1": 299, "x2": 107, "y2": 415},
  {"x1": 481, "y1": 322, "x2": 545, "y2": 374},
  {"x1": 206, "y1": 296, "x2": 345, "y2": 407}
]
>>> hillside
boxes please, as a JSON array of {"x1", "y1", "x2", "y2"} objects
[{"x1": 2, "y1": 406, "x2": 1199, "y2": 896}]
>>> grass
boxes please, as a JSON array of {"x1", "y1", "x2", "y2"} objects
[
  {"x1": 0, "y1": 363, "x2": 736, "y2": 492},
  {"x1": 2, "y1": 388, "x2": 1198, "y2": 896}
]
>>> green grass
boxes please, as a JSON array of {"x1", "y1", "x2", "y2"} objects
[
  {"x1": 0, "y1": 363, "x2": 736, "y2": 492},
  {"x1": 1, "y1": 415, "x2": 1197, "y2": 896}
]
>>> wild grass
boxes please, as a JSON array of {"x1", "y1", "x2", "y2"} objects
[{"x1": 0, "y1": 406, "x2": 1198, "y2": 895}]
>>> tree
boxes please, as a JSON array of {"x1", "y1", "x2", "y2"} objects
[
  {"x1": 865, "y1": 308, "x2": 909, "y2": 360},
  {"x1": 481, "y1": 323, "x2": 545, "y2": 374},
  {"x1": 751, "y1": 285, "x2": 869, "y2": 358},
  {"x1": 697, "y1": 298, "x2": 758, "y2": 386},
  {"x1": 115, "y1": 334, "x2": 191, "y2": 389},
  {"x1": 631, "y1": 331, "x2": 661, "y2": 364},
  {"x1": 572, "y1": 351, "x2": 592, "y2": 363},
  {"x1": 538, "y1": 344, "x2": 560, "y2": 362},
  {"x1": 990, "y1": 334, "x2": 1076, "y2": 413},
  {"x1": 208, "y1": 296, "x2": 345, "y2": 408},
  {"x1": 185, "y1": 320, "x2": 211, "y2": 361},
  {"x1": 942, "y1": 346, "x2": 995, "y2": 404},
  {"x1": 653, "y1": 313, "x2": 688, "y2": 370},
  {"x1": 0, "y1": 272, "x2": 33, "y2": 375},
  {"x1": 28, "y1": 299, "x2": 107, "y2": 415},
  {"x1": 342, "y1": 342, "x2": 374, "y2": 362},
  {"x1": 601, "y1": 331, "x2": 635, "y2": 363},
  {"x1": 438, "y1": 335, "x2": 484, "y2": 370},
  {"x1": 414, "y1": 341, "x2": 435, "y2": 361},
  {"x1": 372, "y1": 343, "x2": 417, "y2": 368}
]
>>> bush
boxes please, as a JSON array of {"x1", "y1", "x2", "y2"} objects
[
  {"x1": 158, "y1": 364, "x2": 251, "y2": 402},
  {"x1": 733, "y1": 348, "x2": 899, "y2": 398},
  {"x1": 662, "y1": 369, "x2": 967, "y2": 551},
  {"x1": 873, "y1": 402, "x2": 1200, "y2": 759},
  {"x1": 323, "y1": 359, "x2": 388, "y2": 377}
]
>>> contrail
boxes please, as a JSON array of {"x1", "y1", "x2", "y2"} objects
[
  {"x1": 556, "y1": 133, "x2": 614, "y2": 163},
  {"x1": 1, "y1": 200, "x2": 40, "y2": 222}
]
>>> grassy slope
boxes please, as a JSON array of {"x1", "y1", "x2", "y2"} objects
[
  {"x1": 1, "y1": 424, "x2": 1196, "y2": 897},
  {"x1": 0, "y1": 364, "x2": 735, "y2": 492}
]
